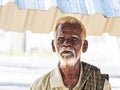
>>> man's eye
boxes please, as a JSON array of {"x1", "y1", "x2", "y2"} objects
[
  {"x1": 57, "y1": 38, "x2": 64, "y2": 42},
  {"x1": 71, "y1": 37, "x2": 78, "y2": 41}
]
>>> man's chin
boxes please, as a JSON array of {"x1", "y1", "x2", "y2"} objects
[
  {"x1": 59, "y1": 58, "x2": 77, "y2": 67},
  {"x1": 61, "y1": 54, "x2": 74, "y2": 59},
  {"x1": 60, "y1": 62, "x2": 77, "y2": 68}
]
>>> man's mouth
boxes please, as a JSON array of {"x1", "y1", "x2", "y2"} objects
[
  {"x1": 60, "y1": 51, "x2": 74, "y2": 57},
  {"x1": 62, "y1": 51, "x2": 72, "y2": 54}
]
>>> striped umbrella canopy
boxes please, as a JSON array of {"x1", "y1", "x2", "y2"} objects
[{"x1": 0, "y1": 0, "x2": 120, "y2": 36}]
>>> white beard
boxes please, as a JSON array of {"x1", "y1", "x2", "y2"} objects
[
  {"x1": 59, "y1": 57, "x2": 78, "y2": 67},
  {"x1": 56, "y1": 47, "x2": 82, "y2": 68}
]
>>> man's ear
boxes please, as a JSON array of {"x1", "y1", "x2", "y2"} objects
[
  {"x1": 52, "y1": 40, "x2": 56, "y2": 52},
  {"x1": 82, "y1": 40, "x2": 88, "y2": 53}
]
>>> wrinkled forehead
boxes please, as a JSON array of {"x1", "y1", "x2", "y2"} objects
[
  {"x1": 55, "y1": 24, "x2": 82, "y2": 38},
  {"x1": 56, "y1": 23, "x2": 82, "y2": 35},
  {"x1": 54, "y1": 18, "x2": 86, "y2": 40}
]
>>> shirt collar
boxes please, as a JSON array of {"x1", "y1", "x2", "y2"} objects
[
  {"x1": 50, "y1": 63, "x2": 83, "y2": 88},
  {"x1": 50, "y1": 66, "x2": 65, "y2": 88},
  {"x1": 75, "y1": 62, "x2": 83, "y2": 88}
]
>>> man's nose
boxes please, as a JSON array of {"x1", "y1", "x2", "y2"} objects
[{"x1": 63, "y1": 39, "x2": 72, "y2": 47}]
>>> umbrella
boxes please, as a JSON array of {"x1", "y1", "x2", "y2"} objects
[{"x1": 0, "y1": 0, "x2": 120, "y2": 36}]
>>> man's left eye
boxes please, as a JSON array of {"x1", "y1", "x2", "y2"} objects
[{"x1": 71, "y1": 37, "x2": 78, "y2": 41}]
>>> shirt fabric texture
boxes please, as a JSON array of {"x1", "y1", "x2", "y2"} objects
[{"x1": 30, "y1": 61, "x2": 111, "y2": 90}]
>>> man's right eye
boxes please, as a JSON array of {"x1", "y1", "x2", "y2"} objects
[{"x1": 57, "y1": 37, "x2": 64, "y2": 43}]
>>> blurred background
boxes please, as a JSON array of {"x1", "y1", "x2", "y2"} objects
[
  {"x1": 0, "y1": 30, "x2": 119, "y2": 90},
  {"x1": 0, "y1": 0, "x2": 120, "y2": 90}
]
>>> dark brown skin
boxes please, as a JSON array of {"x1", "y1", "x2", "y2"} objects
[
  {"x1": 52, "y1": 23, "x2": 88, "y2": 89},
  {"x1": 60, "y1": 60, "x2": 80, "y2": 88}
]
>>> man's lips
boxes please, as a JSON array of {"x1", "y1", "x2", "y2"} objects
[{"x1": 61, "y1": 51, "x2": 72, "y2": 54}]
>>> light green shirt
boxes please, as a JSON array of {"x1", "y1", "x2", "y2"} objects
[{"x1": 30, "y1": 63, "x2": 111, "y2": 90}]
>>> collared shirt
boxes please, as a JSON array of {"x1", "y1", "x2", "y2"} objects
[{"x1": 30, "y1": 62, "x2": 111, "y2": 90}]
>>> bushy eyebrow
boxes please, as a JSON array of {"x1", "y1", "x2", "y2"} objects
[
  {"x1": 71, "y1": 35, "x2": 79, "y2": 38},
  {"x1": 57, "y1": 35, "x2": 79, "y2": 38},
  {"x1": 56, "y1": 35, "x2": 79, "y2": 38}
]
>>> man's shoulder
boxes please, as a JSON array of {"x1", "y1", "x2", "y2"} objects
[
  {"x1": 81, "y1": 61, "x2": 100, "y2": 71},
  {"x1": 81, "y1": 61, "x2": 109, "y2": 81},
  {"x1": 31, "y1": 69, "x2": 55, "y2": 87}
]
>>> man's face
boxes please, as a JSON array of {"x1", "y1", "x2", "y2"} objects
[{"x1": 53, "y1": 23, "x2": 85, "y2": 67}]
